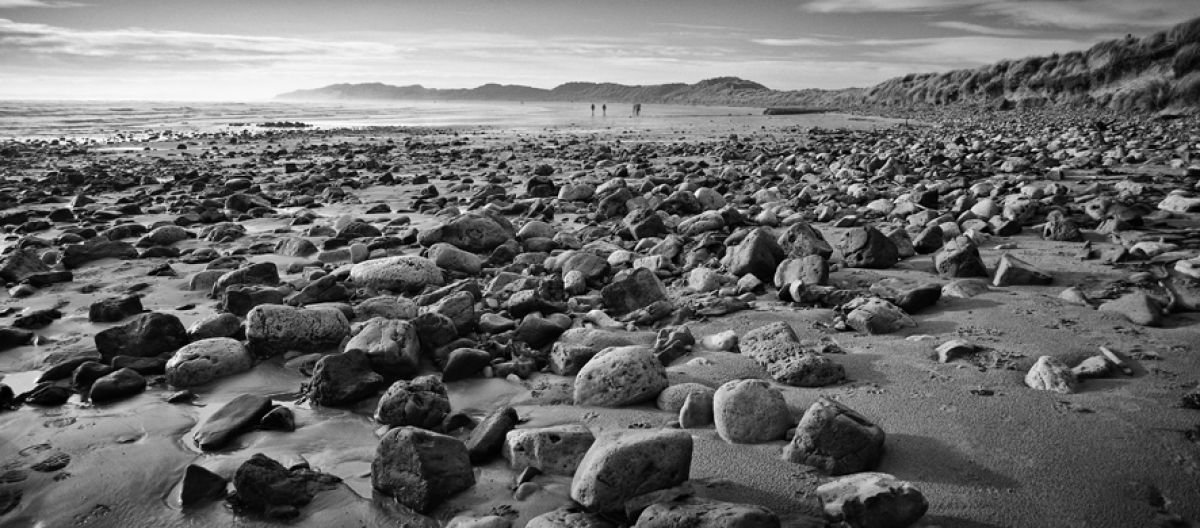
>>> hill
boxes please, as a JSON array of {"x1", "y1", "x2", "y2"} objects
[{"x1": 276, "y1": 16, "x2": 1200, "y2": 112}]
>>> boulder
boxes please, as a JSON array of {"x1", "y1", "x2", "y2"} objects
[
  {"x1": 783, "y1": 398, "x2": 885, "y2": 475},
  {"x1": 87, "y1": 295, "x2": 144, "y2": 323},
  {"x1": 211, "y1": 262, "x2": 280, "y2": 297},
  {"x1": 0, "y1": 248, "x2": 49, "y2": 283},
  {"x1": 992, "y1": 253, "x2": 1052, "y2": 287},
  {"x1": 570, "y1": 429, "x2": 692, "y2": 513},
  {"x1": 245, "y1": 304, "x2": 349, "y2": 358},
  {"x1": 504, "y1": 424, "x2": 596, "y2": 475},
  {"x1": 573, "y1": 346, "x2": 668, "y2": 407},
  {"x1": 728, "y1": 227, "x2": 784, "y2": 283},
  {"x1": 868, "y1": 278, "x2": 943, "y2": 314},
  {"x1": 420, "y1": 213, "x2": 515, "y2": 253},
  {"x1": 194, "y1": 394, "x2": 274, "y2": 451},
  {"x1": 713, "y1": 379, "x2": 791, "y2": 444},
  {"x1": 307, "y1": 350, "x2": 386, "y2": 406},
  {"x1": 466, "y1": 406, "x2": 519, "y2": 463},
  {"x1": 372, "y1": 427, "x2": 475, "y2": 513},
  {"x1": 349, "y1": 255, "x2": 444, "y2": 293},
  {"x1": 344, "y1": 317, "x2": 421, "y2": 378},
  {"x1": 429, "y1": 242, "x2": 483, "y2": 275},
  {"x1": 932, "y1": 236, "x2": 988, "y2": 278},
  {"x1": 1024, "y1": 355, "x2": 1078, "y2": 394},
  {"x1": 773, "y1": 255, "x2": 828, "y2": 288},
  {"x1": 95, "y1": 312, "x2": 189, "y2": 360},
  {"x1": 1098, "y1": 292, "x2": 1163, "y2": 327},
  {"x1": 526, "y1": 507, "x2": 614, "y2": 528},
  {"x1": 816, "y1": 472, "x2": 928, "y2": 528},
  {"x1": 777, "y1": 222, "x2": 833, "y2": 258},
  {"x1": 374, "y1": 375, "x2": 450, "y2": 429},
  {"x1": 838, "y1": 226, "x2": 899, "y2": 269},
  {"x1": 89, "y1": 368, "x2": 146, "y2": 403},
  {"x1": 636, "y1": 498, "x2": 780, "y2": 528},
  {"x1": 843, "y1": 297, "x2": 916, "y2": 334},
  {"x1": 739, "y1": 322, "x2": 844, "y2": 387},
  {"x1": 61, "y1": 239, "x2": 138, "y2": 269},
  {"x1": 166, "y1": 338, "x2": 254, "y2": 387},
  {"x1": 229, "y1": 453, "x2": 340, "y2": 520},
  {"x1": 601, "y1": 268, "x2": 669, "y2": 315},
  {"x1": 180, "y1": 464, "x2": 228, "y2": 508}
]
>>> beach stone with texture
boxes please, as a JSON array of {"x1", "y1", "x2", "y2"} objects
[
  {"x1": 504, "y1": 424, "x2": 595, "y2": 475},
  {"x1": 344, "y1": 317, "x2": 421, "y2": 378},
  {"x1": 570, "y1": 429, "x2": 692, "y2": 513},
  {"x1": 372, "y1": 426, "x2": 475, "y2": 513},
  {"x1": 245, "y1": 304, "x2": 349, "y2": 358},
  {"x1": 713, "y1": 379, "x2": 791, "y2": 444},
  {"x1": 784, "y1": 398, "x2": 885, "y2": 475},
  {"x1": 374, "y1": 375, "x2": 450, "y2": 429},
  {"x1": 816, "y1": 472, "x2": 928, "y2": 528},
  {"x1": 95, "y1": 312, "x2": 189, "y2": 360},
  {"x1": 308, "y1": 349, "x2": 386, "y2": 406},
  {"x1": 1025, "y1": 356, "x2": 1078, "y2": 394},
  {"x1": 194, "y1": 394, "x2": 274, "y2": 451},
  {"x1": 573, "y1": 346, "x2": 668, "y2": 407},
  {"x1": 349, "y1": 255, "x2": 445, "y2": 293},
  {"x1": 636, "y1": 498, "x2": 781, "y2": 528},
  {"x1": 166, "y1": 337, "x2": 253, "y2": 387}
]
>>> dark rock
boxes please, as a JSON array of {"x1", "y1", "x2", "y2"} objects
[
  {"x1": 111, "y1": 355, "x2": 167, "y2": 375},
  {"x1": 88, "y1": 295, "x2": 144, "y2": 323},
  {"x1": 784, "y1": 398, "x2": 885, "y2": 475},
  {"x1": 653, "y1": 325, "x2": 694, "y2": 365},
  {"x1": 344, "y1": 317, "x2": 421, "y2": 379},
  {"x1": 838, "y1": 225, "x2": 899, "y2": 269},
  {"x1": 442, "y1": 348, "x2": 492, "y2": 381},
  {"x1": 13, "y1": 308, "x2": 61, "y2": 330},
  {"x1": 374, "y1": 375, "x2": 450, "y2": 429},
  {"x1": 933, "y1": 236, "x2": 988, "y2": 278},
  {"x1": 466, "y1": 406, "x2": 519, "y2": 464},
  {"x1": 229, "y1": 453, "x2": 340, "y2": 520},
  {"x1": 94, "y1": 312, "x2": 189, "y2": 360},
  {"x1": 259, "y1": 406, "x2": 296, "y2": 431},
  {"x1": 601, "y1": 268, "x2": 668, "y2": 315},
  {"x1": 0, "y1": 327, "x2": 35, "y2": 351},
  {"x1": 371, "y1": 426, "x2": 476, "y2": 513},
  {"x1": 816, "y1": 472, "x2": 928, "y2": 528},
  {"x1": 636, "y1": 498, "x2": 781, "y2": 528},
  {"x1": 181, "y1": 465, "x2": 228, "y2": 508},
  {"x1": 570, "y1": 429, "x2": 692, "y2": 513},
  {"x1": 245, "y1": 304, "x2": 349, "y2": 358},
  {"x1": 61, "y1": 239, "x2": 138, "y2": 269},
  {"x1": 777, "y1": 222, "x2": 833, "y2": 259},
  {"x1": 308, "y1": 350, "x2": 386, "y2": 406},
  {"x1": 194, "y1": 394, "x2": 274, "y2": 451},
  {"x1": 0, "y1": 248, "x2": 49, "y2": 283},
  {"x1": 728, "y1": 227, "x2": 785, "y2": 282},
  {"x1": 89, "y1": 368, "x2": 146, "y2": 403},
  {"x1": 992, "y1": 253, "x2": 1052, "y2": 286},
  {"x1": 72, "y1": 361, "x2": 113, "y2": 391},
  {"x1": 20, "y1": 382, "x2": 73, "y2": 406}
]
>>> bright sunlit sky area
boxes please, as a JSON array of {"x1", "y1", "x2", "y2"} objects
[{"x1": 1, "y1": 0, "x2": 1197, "y2": 101}]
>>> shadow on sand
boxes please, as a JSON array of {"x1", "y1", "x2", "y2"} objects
[{"x1": 880, "y1": 433, "x2": 1022, "y2": 490}]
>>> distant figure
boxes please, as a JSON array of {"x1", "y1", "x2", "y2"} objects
[
  {"x1": 633, "y1": 103, "x2": 642, "y2": 116},
  {"x1": 602, "y1": 104, "x2": 607, "y2": 117},
  {"x1": 591, "y1": 103, "x2": 595, "y2": 116}
]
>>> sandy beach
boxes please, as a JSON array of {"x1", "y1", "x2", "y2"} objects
[{"x1": 0, "y1": 105, "x2": 1198, "y2": 528}]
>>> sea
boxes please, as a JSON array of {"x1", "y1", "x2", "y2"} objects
[{"x1": 0, "y1": 99, "x2": 897, "y2": 140}]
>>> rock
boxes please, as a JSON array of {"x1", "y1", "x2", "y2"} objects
[
  {"x1": 1098, "y1": 292, "x2": 1163, "y2": 327},
  {"x1": 180, "y1": 464, "x2": 228, "y2": 508},
  {"x1": 288, "y1": 274, "x2": 349, "y2": 306},
  {"x1": 429, "y1": 242, "x2": 483, "y2": 275},
  {"x1": 87, "y1": 295, "x2": 144, "y2": 323},
  {"x1": 0, "y1": 248, "x2": 50, "y2": 283},
  {"x1": 61, "y1": 239, "x2": 138, "y2": 269},
  {"x1": 783, "y1": 398, "x2": 885, "y2": 475},
  {"x1": 211, "y1": 262, "x2": 280, "y2": 297},
  {"x1": 526, "y1": 507, "x2": 615, "y2": 528},
  {"x1": 259, "y1": 406, "x2": 295, "y2": 431},
  {"x1": 72, "y1": 361, "x2": 112, "y2": 391},
  {"x1": 942, "y1": 278, "x2": 991, "y2": 298},
  {"x1": 194, "y1": 394, "x2": 274, "y2": 451},
  {"x1": 933, "y1": 236, "x2": 988, "y2": 278},
  {"x1": 935, "y1": 340, "x2": 976, "y2": 363},
  {"x1": 187, "y1": 312, "x2": 243, "y2": 340},
  {"x1": 1072, "y1": 356, "x2": 1111, "y2": 379},
  {"x1": 349, "y1": 255, "x2": 445, "y2": 293},
  {"x1": 466, "y1": 406, "x2": 519, "y2": 463},
  {"x1": 371, "y1": 426, "x2": 475, "y2": 513},
  {"x1": 1157, "y1": 192, "x2": 1200, "y2": 213},
  {"x1": 739, "y1": 322, "x2": 844, "y2": 387},
  {"x1": 912, "y1": 224, "x2": 944, "y2": 254},
  {"x1": 713, "y1": 379, "x2": 791, "y2": 444},
  {"x1": 0, "y1": 326, "x2": 35, "y2": 351},
  {"x1": 601, "y1": 268, "x2": 669, "y2": 315},
  {"x1": 992, "y1": 253, "x2": 1053, "y2": 286},
  {"x1": 570, "y1": 429, "x2": 692, "y2": 513},
  {"x1": 166, "y1": 338, "x2": 254, "y2": 387},
  {"x1": 355, "y1": 296, "x2": 420, "y2": 320},
  {"x1": 308, "y1": 350, "x2": 386, "y2": 406},
  {"x1": 656, "y1": 383, "x2": 716, "y2": 413},
  {"x1": 344, "y1": 317, "x2": 421, "y2": 378},
  {"x1": 868, "y1": 278, "x2": 942, "y2": 314},
  {"x1": 777, "y1": 222, "x2": 833, "y2": 258},
  {"x1": 1024, "y1": 356, "x2": 1078, "y2": 394},
  {"x1": 20, "y1": 383, "x2": 72, "y2": 406},
  {"x1": 95, "y1": 312, "x2": 189, "y2": 360},
  {"x1": 245, "y1": 304, "x2": 349, "y2": 358},
  {"x1": 374, "y1": 375, "x2": 450, "y2": 429},
  {"x1": 728, "y1": 227, "x2": 784, "y2": 283},
  {"x1": 222, "y1": 285, "x2": 287, "y2": 317},
  {"x1": 635, "y1": 498, "x2": 781, "y2": 528},
  {"x1": 229, "y1": 453, "x2": 340, "y2": 520},
  {"x1": 816, "y1": 472, "x2": 928, "y2": 528},
  {"x1": 838, "y1": 226, "x2": 899, "y2": 269},
  {"x1": 504, "y1": 424, "x2": 596, "y2": 475},
  {"x1": 89, "y1": 368, "x2": 146, "y2": 403},
  {"x1": 447, "y1": 515, "x2": 512, "y2": 528},
  {"x1": 275, "y1": 237, "x2": 318, "y2": 257},
  {"x1": 573, "y1": 346, "x2": 668, "y2": 407},
  {"x1": 420, "y1": 213, "x2": 515, "y2": 253},
  {"x1": 774, "y1": 255, "x2": 828, "y2": 288},
  {"x1": 432, "y1": 290, "x2": 477, "y2": 334},
  {"x1": 443, "y1": 348, "x2": 492, "y2": 381},
  {"x1": 679, "y1": 392, "x2": 714, "y2": 428},
  {"x1": 1041, "y1": 210, "x2": 1083, "y2": 242},
  {"x1": 653, "y1": 325, "x2": 694, "y2": 365},
  {"x1": 843, "y1": 297, "x2": 916, "y2": 334}
]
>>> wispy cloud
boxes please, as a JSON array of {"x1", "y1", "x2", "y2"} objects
[
  {"x1": 803, "y1": 0, "x2": 1197, "y2": 30},
  {"x1": 0, "y1": 0, "x2": 81, "y2": 8},
  {"x1": 804, "y1": 0, "x2": 983, "y2": 14},
  {"x1": 859, "y1": 36, "x2": 1090, "y2": 64},
  {"x1": 930, "y1": 20, "x2": 1028, "y2": 36},
  {"x1": 751, "y1": 37, "x2": 841, "y2": 47}
]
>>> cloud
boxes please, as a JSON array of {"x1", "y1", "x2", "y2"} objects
[
  {"x1": 751, "y1": 37, "x2": 841, "y2": 47},
  {"x1": 0, "y1": 0, "x2": 80, "y2": 7},
  {"x1": 803, "y1": 0, "x2": 1198, "y2": 30},
  {"x1": 858, "y1": 36, "x2": 1090, "y2": 65},
  {"x1": 930, "y1": 21, "x2": 1028, "y2": 36},
  {"x1": 803, "y1": 0, "x2": 984, "y2": 13}
]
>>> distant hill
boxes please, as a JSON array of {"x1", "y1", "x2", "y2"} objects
[{"x1": 277, "y1": 16, "x2": 1200, "y2": 112}]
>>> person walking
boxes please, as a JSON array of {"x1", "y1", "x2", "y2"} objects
[
  {"x1": 591, "y1": 103, "x2": 595, "y2": 117},
  {"x1": 602, "y1": 104, "x2": 606, "y2": 117}
]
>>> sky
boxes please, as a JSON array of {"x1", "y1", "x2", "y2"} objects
[{"x1": 0, "y1": 0, "x2": 1196, "y2": 101}]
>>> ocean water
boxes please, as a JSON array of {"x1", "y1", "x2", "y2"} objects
[{"x1": 0, "y1": 99, "x2": 896, "y2": 140}]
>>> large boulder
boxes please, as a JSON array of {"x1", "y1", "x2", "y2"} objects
[
  {"x1": 374, "y1": 375, "x2": 450, "y2": 429},
  {"x1": 992, "y1": 253, "x2": 1052, "y2": 287},
  {"x1": 838, "y1": 226, "x2": 899, "y2": 269},
  {"x1": 466, "y1": 406, "x2": 519, "y2": 464},
  {"x1": 372, "y1": 426, "x2": 476, "y2": 513},
  {"x1": 504, "y1": 424, "x2": 596, "y2": 475},
  {"x1": 933, "y1": 236, "x2": 988, "y2": 278},
  {"x1": 245, "y1": 304, "x2": 349, "y2": 358},
  {"x1": 419, "y1": 213, "x2": 515, "y2": 253},
  {"x1": 211, "y1": 262, "x2": 280, "y2": 297},
  {"x1": 349, "y1": 256, "x2": 444, "y2": 293},
  {"x1": 95, "y1": 312, "x2": 189, "y2": 360},
  {"x1": 713, "y1": 379, "x2": 791, "y2": 444},
  {"x1": 784, "y1": 398, "x2": 885, "y2": 475},
  {"x1": 194, "y1": 394, "x2": 274, "y2": 451},
  {"x1": 570, "y1": 430, "x2": 692, "y2": 513},
  {"x1": 61, "y1": 239, "x2": 138, "y2": 269},
  {"x1": 526, "y1": 507, "x2": 614, "y2": 528},
  {"x1": 816, "y1": 472, "x2": 928, "y2": 528},
  {"x1": 166, "y1": 337, "x2": 254, "y2": 387},
  {"x1": 842, "y1": 297, "x2": 916, "y2": 335},
  {"x1": 428, "y1": 242, "x2": 483, "y2": 275},
  {"x1": 89, "y1": 367, "x2": 146, "y2": 403},
  {"x1": 344, "y1": 317, "x2": 421, "y2": 378},
  {"x1": 0, "y1": 248, "x2": 49, "y2": 283},
  {"x1": 229, "y1": 453, "x2": 340, "y2": 520},
  {"x1": 1098, "y1": 291, "x2": 1163, "y2": 327},
  {"x1": 727, "y1": 227, "x2": 784, "y2": 282},
  {"x1": 600, "y1": 268, "x2": 668, "y2": 315},
  {"x1": 739, "y1": 322, "x2": 845, "y2": 387},
  {"x1": 636, "y1": 498, "x2": 780, "y2": 528},
  {"x1": 1024, "y1": 355, "x2": 1078, "y2": 394},
  {"x1": 777, "y1": 222, "x2": 833, "y2": 259},
  {"x1": 307, "y1": 350, "x2": 386, "y2": 406},
  {"x1": 573, "y1": 346, "x2": 668, "y2": 407}
]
